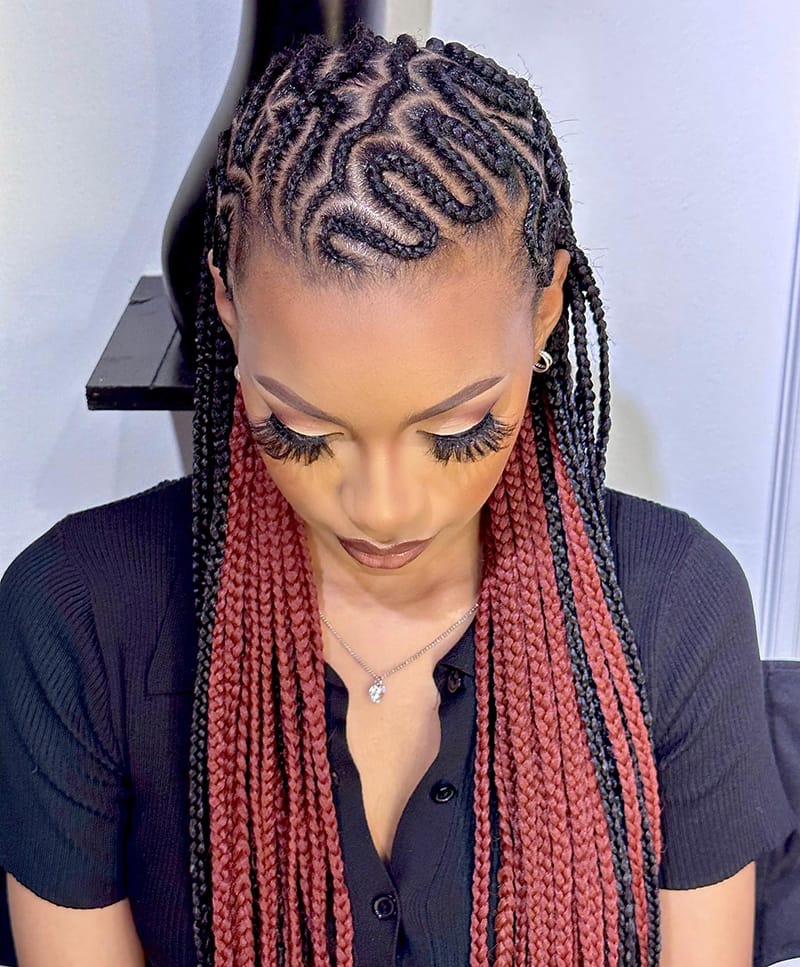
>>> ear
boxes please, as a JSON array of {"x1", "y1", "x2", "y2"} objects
[
  {"x1": 207, "y1": 249, "x2": 240, "y2": 352},
  {"x1": 533, "y1": 248, "x2": 571, "y2": 350}
]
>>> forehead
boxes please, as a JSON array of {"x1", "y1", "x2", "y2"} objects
[{"x1": 233, "y1": 242, "x2": 535, "y2": 370}]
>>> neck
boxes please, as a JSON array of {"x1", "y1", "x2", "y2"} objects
[{"x1": 304, "y1": 514, "x2": 483, "y2": 618}]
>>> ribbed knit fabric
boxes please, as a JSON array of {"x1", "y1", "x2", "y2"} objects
[
  {"x1": 0, "y1": 476, "x2": 795, "y2": 966},
  {"x1": 0, "y1": 479, "x2": 197, "y2": 966}
]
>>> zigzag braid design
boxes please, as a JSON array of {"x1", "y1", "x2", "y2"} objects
[
  {"x1": 281, "y1": 33, "x2": 385, "y2": 230},
  {"x1": 298, "y1": 41, "x2": 416, "y2": 260}
]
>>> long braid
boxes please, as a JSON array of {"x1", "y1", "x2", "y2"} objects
[
  {"x1": 189, "y1": 22, "x2": 663, "y2": 964},
  {"x1": 189, "y1": 125, "x2": 238, "y2": 964}
]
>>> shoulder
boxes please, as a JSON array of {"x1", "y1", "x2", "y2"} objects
[
  {"x1": 602, "y1": 486, "x2": 757, "y2": 724},
  {"x1": 603, "y1": 484, "x2": 747, "y2": 602},
  {"x1": 0, "y1": 480, "x2": 192, "y2": 910},
  {"x1": 1, "y1": 475, "x2": 192, "y2": 613},
  {"x1": 602, "y1": 485, "x2": 752, "y2": 650},
  {"x1": 59, "y1": 474, "x2": 193, "y2": 574},
  {"x1": 0, "y1": 475, "x2": 195, "y2": 706},
  {"x1": 602, "y1": 488, "x2": 795, "y2": 889}
]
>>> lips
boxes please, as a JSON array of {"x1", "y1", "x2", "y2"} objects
[
  {"x1": 337, "y1": 536, "x2": 432, "y2": 570},
  {"x1": 340, "y1": 538, "x2": 425, "y2": 556}
]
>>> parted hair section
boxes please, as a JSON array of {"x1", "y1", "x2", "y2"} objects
[{"x1": 189, "y1": 21, "x2": 663, "y2": 966}]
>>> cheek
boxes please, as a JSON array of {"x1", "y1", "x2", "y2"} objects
[
  {"x1": 256, "y1": 452, "x2": 333, "y2": 521},
  {"x1": 446, "y1": 434, "x2": 522, "y2": 520}
]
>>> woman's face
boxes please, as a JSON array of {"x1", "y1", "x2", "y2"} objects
[{"x1": 210, "y1": 241, "x2": 569, "y2": 590}]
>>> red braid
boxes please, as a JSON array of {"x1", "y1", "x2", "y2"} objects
[
  {"x1": 205, "y1": 386, "x2": 661, "y2": 964},
  {"x1": 207, "y1": 391, "x2": 354, "y2": 965}
]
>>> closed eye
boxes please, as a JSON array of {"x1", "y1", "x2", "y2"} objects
[
  {"x1": 247, "y1": 411, "x2": 516, "y2": 466},
  {"x1": 424, "y1": 411, "x2": 517, "y2": 464}
]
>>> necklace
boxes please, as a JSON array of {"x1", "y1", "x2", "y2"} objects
[{"x1": 319, "y1": 602, "x2": 479, "y2": 704}]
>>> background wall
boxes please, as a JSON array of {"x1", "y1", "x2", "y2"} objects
[
  {"x1": 2, "y1": 1, "x2": 800, "y2": 659},
  {"x1": 0, "y1": 3, "x2": 236, "y2": 570}
]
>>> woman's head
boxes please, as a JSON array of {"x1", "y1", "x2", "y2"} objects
[
  {"x1": 209, "y1": 220, "x2": 570, "y2": 593},
  {"x1": 189, "y1": 23, "x2": 662, "y2": 966}
]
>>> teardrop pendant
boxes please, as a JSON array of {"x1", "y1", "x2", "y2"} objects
[{"x1": 368, "y1": 678, "x2": 386, "y2": 704}]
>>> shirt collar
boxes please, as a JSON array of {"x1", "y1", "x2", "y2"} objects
[{"x1": 435, "y1": 618, "x2": 475, "y2": 677}]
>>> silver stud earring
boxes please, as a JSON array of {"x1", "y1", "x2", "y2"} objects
[
  {"x1": 533, "y1": 350, "x2": 553, "y2": 373},
  {"x1": 234, "y1": 363, "x2": 241, "y2": 381}
]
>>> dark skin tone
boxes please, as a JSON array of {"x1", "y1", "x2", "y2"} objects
[{"x1": 206, "y1": 238, "x2": 758, "y2": 945}]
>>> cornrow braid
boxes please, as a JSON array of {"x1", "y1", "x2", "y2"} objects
[{"x1": 190, "y1": 20, "x2": 663, "y2": 965}]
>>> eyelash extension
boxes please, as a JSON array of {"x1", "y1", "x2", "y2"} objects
[
  {"x1": 247, "y1": 413, "x2": 334, "y2": 466},
  {"x1": 247, "y1": 411, "x2": 518, "y2": 466},
  {"x1": 426, "y1": 411, "x2": 517, "y2": 465}
]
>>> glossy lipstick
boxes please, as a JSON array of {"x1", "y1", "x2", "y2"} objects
[{"x1": 337, "y1": 536, "x2": 432, "y2": 570}]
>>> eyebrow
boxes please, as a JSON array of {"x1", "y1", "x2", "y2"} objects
[{"x1": 252, "y1": 374, "x2": 505, "y2": 431}]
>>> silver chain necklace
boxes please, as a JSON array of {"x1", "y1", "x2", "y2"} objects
[{"x1": 319, "y1": 602, "x2": 479, "y2": 704}]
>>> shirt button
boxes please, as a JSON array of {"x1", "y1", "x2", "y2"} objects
[
  {"x1": 330, "y1": 769, "x2": 339, "y2": 787},
  {"x1": 371, "y1": 893, "x2": 397, "y2": 920},
  {"x1": 431, "y1": 781, "x2": 457, "y2": 803},
  {"x1": 445, "y1": 669, "x2": 464, "y2": 694}
]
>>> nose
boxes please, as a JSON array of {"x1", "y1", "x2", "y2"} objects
[{"x1": 341, "y1": 445, "x2": 426, "y2": 544}]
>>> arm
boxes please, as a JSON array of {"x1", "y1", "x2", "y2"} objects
[
  {"x1": 659, "y1": 861, "x2": 755, "y2": 966},
  {"x1": 7, "y1": 872, "x2": 146, "y2": 967}
]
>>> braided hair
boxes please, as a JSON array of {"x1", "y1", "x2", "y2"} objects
[{"x1": 189, "y1": 22, "x2": 663, "y2": 965}]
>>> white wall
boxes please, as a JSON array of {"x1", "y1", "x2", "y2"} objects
[
  {"x1": 0, "y1": 4, "x2": 237, "y2": 572},
  {"x1": 3, "y1": 2, "x2": 800, "y2": 658}
]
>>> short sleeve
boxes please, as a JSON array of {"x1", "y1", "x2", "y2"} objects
[
  {"x1": 0, "y1": 523, "x2": 129, "y2": 907},
  {"x1": 653, "y1": 520, "x2": 796, "y2": 890}
]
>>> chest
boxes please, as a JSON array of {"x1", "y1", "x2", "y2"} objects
[{"x1": 344, "y1": 675, "x2": 443, "y2": 864}]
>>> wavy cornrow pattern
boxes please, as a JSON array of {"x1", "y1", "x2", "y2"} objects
[{"x1": 189, "y1": 21, "x2": 663, "y2": 965}]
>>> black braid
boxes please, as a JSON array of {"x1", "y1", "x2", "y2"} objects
[
  {"x1": 298, "y1": 41, "x2": 417, "y2": 245},
  {"x1": 529, "y1": 381, "x2": 639, "y2": 963},
  {"x1": 189, "y1": 147, "x2": 237, "y2": 967}
]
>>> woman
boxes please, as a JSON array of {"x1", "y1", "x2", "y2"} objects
[{"x1": 1, "y1": 23, "x2": 794, "y2": 967}]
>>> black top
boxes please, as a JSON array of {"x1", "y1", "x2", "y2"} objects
[{"x1": 0, "y1": 477, "x2": 795, "y2": 966}]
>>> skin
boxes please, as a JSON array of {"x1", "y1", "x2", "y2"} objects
[
  {"x1": 6, "y1": 875, "x2": 145, "y2": 966},
  {"x1": 6, "y1": 862, "x2": 755, "y2": 966},
  {"x1": 5, "y1": 236, "x2": 755, "y2": 964}
]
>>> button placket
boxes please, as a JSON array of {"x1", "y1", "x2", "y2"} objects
[{"x1": 326, "y1": 684, "x2": 401, "y2": 962}]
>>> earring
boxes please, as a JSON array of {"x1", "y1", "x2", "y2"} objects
[
  {"x1": 533, "y1": 350, "x2": 553, "y2": 373},
  {"x1": 234, "y1": 363, "x2": 240, "y2": 381}
]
